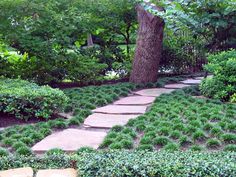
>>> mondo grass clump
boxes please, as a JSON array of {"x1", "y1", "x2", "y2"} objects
[{"x1": 102, "y1": 86, "x2": 236, "y2": 151}]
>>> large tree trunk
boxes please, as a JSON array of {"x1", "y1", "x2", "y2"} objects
[{"x1": 130, "y1": 4, "x2": 164, "y2": 83}]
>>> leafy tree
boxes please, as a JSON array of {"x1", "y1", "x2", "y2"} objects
[
  {"x1": 147, "y1": 0, "x2": 236, "y2": 52},
  {"x1": 81, "y1": 0, "x2": 138, "y2": 55},
  {"x1": 0, "y1": 0, "x2": 107, "y2": 84}
]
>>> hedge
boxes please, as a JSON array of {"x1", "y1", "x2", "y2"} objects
[
  {"x1": 77, "y1": 151, "x2": 236, "y2": 177},
  {"x1": 0, "y1": 78, "x2": 68, "y2": 120},
  {"x1": 0, "y1": 151, "x2": 236, "y2": 176},
  {"x1": 0, "y1": 154, "x2": 74, "y2": 170}
]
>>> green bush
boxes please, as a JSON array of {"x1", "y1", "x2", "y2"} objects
[
  {"x1": 77, "y1": 151, "x2": 236, "y2": 176},
  {"x1": 0, "y1": 155, "x2": 73, "y2": 170},
  {"x1": 200, "y1": 50, "x2": 236, "y2": 101},
  {"x1": 0, "y1": 78, "x2": 68, "y2": 120}
]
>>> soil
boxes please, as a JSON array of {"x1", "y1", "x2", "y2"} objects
[{"x1": 0, "y1": 112, "x2": 57, "y2": 128}]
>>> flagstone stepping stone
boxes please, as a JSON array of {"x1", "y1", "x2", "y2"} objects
[
  {"x1": 114, "y1": 96, "x2": 155, "y2": 105},
  {"x1": 181, "y1": 79, "x2": 201, "y2": 85},
  {"x1": 135, "y1": 88, "x2": 175, "y2": 97},
  {"x1": 32, "y1": 129, "x2": 107, "y2": 152},
  {"x1": 194, "y1": 77, "x2": 204, "y2": 80},
  {"x1": 58, "y1": 112, "x2": 73, "y2": 119},
  {"x1": 0, "y1": 167, "x2": 33, "y2": 177},
  {"x1": 84, "y1": 113, "x2": 139, "y2": 128},
  {"x1": 93, "y1": 105, "x2": 147, "y2": 114},
  {"x1": 36, "y1": 168, "x2": 77, "y2": 177},
  {"x1": 164, "y1": 83, "x2": 191, "y2": 89}
]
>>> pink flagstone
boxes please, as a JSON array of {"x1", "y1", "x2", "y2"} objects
[
  {"x1": 114, "y1": 96, "x2": 155, "y2": 105},
  {"x1": 84, "y1": 113, "x2": 139, "y2": 128},
  {"x1": 93, "y1": 105, "x2": 147, "y2": 114},
  {"x1": 181, "y1": 79, "x2": 201, "y2": 84},
  {"x1": 135, "y1": 88, "x2": 175, "y2": 97},
  {"x1": 32, "y1": 129, "x2": 107, "y2": 152},
  {"x1": 36, "y1": 168, "x2": 77, "y2": 177},
  {"x1": 164, "y1": 83, "x2": 191, "y2": 89},
  {"x1": 0, "y1": 167, "x2": 33, "y2": 177}
]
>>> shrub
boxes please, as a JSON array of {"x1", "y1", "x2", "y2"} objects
[
  {"x1": 77, "y1": 151, "x2": 236, "y2": 176},
  {"x1": 231, "y1": 93, "x2": 236, "y2": 103},
  {"x1": 200, "y1": 50, "x2": 236, "y2": 101},
  {"x1": 0, "y1": 78, "x2": 68, "y2": 120}
]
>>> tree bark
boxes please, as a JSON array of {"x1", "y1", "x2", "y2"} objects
[
  {"x1": 130, "y1": 4, "x2": 164, "y2": 83},
  {"x1": 87, "y1": 33, "x2": 94, "y2": 46}
]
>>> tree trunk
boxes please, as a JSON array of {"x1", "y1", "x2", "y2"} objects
[
  {"x1": 87, "y1": 33, "x2": 94, "y2": 46},
  {"x1": 130, "y1": 4, "x2": 164, "y2": 83}
]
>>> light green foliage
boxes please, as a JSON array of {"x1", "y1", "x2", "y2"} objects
[
  {"x1": 0, "y1": 0, "x2": 136, "y2": 84},
  {"x1": 145, "y1": 0, "x2": 236, "y2": 52},
  {"x1": 0, "y1": 78, "x2": 68, "y2": 120},
  {"x1": 200, "y1": 50, "x2": 236, "y2": 101}
]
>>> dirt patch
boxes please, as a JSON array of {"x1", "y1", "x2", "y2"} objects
[{"x1": 0, "y1": 112, "x2": 58, "y2": 128}]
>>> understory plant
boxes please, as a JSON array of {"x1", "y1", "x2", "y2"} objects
[
  {"x1": 0, "y1": 78, "x2": 68, "y2": 120},
  {"x1": 200, "y1": 50, "x2": 236, "y2": 101}
]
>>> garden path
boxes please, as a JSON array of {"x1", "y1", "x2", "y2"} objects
[{"x1": 32, "y1": 78, "x2": 203, "y2": 153}]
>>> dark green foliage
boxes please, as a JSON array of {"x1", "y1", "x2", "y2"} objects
[
  {"x1": 0, "y1": 78, "x2": 68, "y2": 120},
  {"x1": 0, "y1": 155, "x2": 73, "y2": 170},
  {"x1": 77, "y1": 151, "x2": 236, "y2": 176}
]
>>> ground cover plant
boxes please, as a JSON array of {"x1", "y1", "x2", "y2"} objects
[
  {"x1": 0, "y1": 75, "x2": 186, "y2": 155},
  {"x1": 1, "y1": 151, "x2": 236, "y2": 176},
  {"x1": 0, "y1": 82, "x2": 138, "y2": 155},
  {"x1": 101, "y1": 86, "x2": 236, "y2": 151}
]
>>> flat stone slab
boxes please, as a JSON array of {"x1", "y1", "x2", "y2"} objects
[
  {"x1": 164, "y1": 84, "x2": 191, "y2": 89},
  {"x1": 114, "y1": 96, "x2": 155, "y2": 105},
  {"x1": 93, "y1": 105, "x2": 147, "y2": 114},
  {"x1": 84, "y1": 113, "x2": 139, "y2": 128},
  {"x1": 32, "y1": 129, "x2": 107, "y2": 152},
  {"x1": 58, "y1": 112, "x2": 73, "y2": 119},
  {"x1": 194, "y1": 77, "x2": 204, "y2": 80},
  {"x1": 0, "y1": 167, "x2": 33, "y2": 177},
  {"x1": 36, "y1": 168, "x2": 77, "y2": 177},
  {"x1": 181, "y1": 79, "x2": 201, "y2": 85},
  {"x1": 135, "y1": 88, "x2": 175, "y2": 97}
]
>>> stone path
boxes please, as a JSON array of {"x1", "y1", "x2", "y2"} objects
[
  {"x1": 32, "y1": 129, "x2": 107, "y2": 152},
  {"x1": 32, "y1": 77, "x2": 204, "y2": 152}
]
